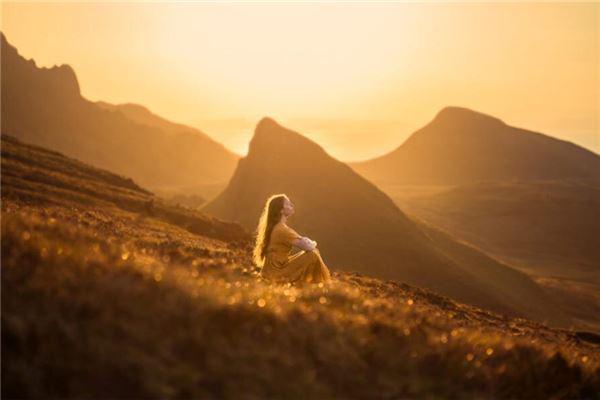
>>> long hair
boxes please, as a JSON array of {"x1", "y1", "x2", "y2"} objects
[{"x1": 253, "y1": 193, "x2": 288, "y2": 268}]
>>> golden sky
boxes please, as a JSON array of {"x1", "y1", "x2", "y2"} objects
[{"x1": 1, "y1": 1, "x2": 598, "y2": 160}]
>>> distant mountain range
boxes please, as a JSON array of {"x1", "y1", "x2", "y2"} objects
[
  {"x1": 0, "y1": 33, "x2": 240, "y2": 194},
  {"x1": 349, "y1": 106, "x2": 600, "y2": 185},
  {"x1": 202, "y1": 117, "x2": 568, "y2": 326}
]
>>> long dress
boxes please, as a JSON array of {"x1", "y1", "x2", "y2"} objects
[{"x1": 260, "y1": 222, "x2": 332, "y2": 284}]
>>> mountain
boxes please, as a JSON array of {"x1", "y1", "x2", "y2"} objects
[
  {"x1": 202, "y1": 117, "x2": 568, "y2": 326},
  {"x1": 0, "y1": 33, "x2": 239, "y2": 195},
  {"x1": 95, "y1": 101, "x2": 211, "y2": 139},
  {"x1": 349, "y1": 106, "x2": 600, "y2": 185},
  {"x1": 2, "y1": 135, "x2": 598, "y2": 398}
]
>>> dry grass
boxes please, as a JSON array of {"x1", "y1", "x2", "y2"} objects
[
  {"x1": 1, "y1": 135, "x2": 248, "y2": 244},
  {"x1": 2, "y1": 201, "x2": 599, "y2": 399}
]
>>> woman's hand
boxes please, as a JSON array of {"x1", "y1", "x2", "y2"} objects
[{"x1": 295, "y1": 236, "x2": 317, "y2": 251}]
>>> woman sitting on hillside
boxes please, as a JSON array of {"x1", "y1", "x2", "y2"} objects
[{"x1": 253, "y1": 193, "x2": 332, "y2": 284}]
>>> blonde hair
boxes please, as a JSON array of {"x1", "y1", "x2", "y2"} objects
[{"x1": 253, "y1": 193, "x2": 288, "y2": 268}]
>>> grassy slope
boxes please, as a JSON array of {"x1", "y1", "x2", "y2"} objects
[
  {"x1": 2, "y1": 136, "x2": 600, "y2": 399},
  {"x1": 393, "y1": 180, "x2": 600, "y2": 277},
  {"x1": 385, "y1": 181, "x2": 600, "y2": 334},
  {"x1": 0, "y1": 135, "x2": 247, "y2": 244}
]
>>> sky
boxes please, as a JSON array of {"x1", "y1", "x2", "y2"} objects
[{"x1": 1, "y1": 1, "x2": 598, "y2": 160}]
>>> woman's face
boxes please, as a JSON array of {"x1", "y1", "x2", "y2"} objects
[{"x1": 281, "y1": 197, "x2": 295, "y2": 217}]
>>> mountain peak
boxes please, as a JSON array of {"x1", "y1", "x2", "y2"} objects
[
  {"x1": 1, "y1": 32, "x2": 81, "y2": 97},
  {"x1": 431, "y1": 106, "x2": 505, "y2": 128},
  {"x1": 255, "y1": 116, "x2": 280, "y2": 133},
  {"x1": 52, "y1": 64, "x2": 80, "y2": 95},
  {"x1": 351, "y1": 105, "x2": 600, "y2": 184},
  {"x1": 252, "y1": 117, "x2": 293, "y2": 145},
  {"x1": 248, "y1": 117, "x2": 326, "y2": 159}
]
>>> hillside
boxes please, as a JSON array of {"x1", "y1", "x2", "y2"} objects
[
  {"x1": 2, "y1": 134, "x2": 599, "y2": 399},
  {"x1": 393, "y1": 180, "x2": 600, "y2": 277},
  {"x1": 349, "y1": 106, "x2": 600, "y2": 185},
  {"x1": 0, "y1": 33, "x2": 239, "y2": 195},
  {"x1": 202, "y1": 118, "x2": 569, "y2": 327},
  {"x1": 0, "y1": 135, "x2": 247, "y2": 244},
  {"x1": 384, "y1": 179, "x2": 600, "y2": 333}
]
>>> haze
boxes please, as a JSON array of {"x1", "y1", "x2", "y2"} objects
[{"x1": 2, "y1": 1, "x2": 597, "y2": 160}]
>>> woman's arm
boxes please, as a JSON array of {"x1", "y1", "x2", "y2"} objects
[
  {"x1": 282, "y1": 225, "x2": 317, "y2": 251},
  {"x1": 292, "y1": 236, "x2": 317, "y2": 251}
]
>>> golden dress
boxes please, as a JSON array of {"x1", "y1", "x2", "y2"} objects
[{"x1": 260, "y1": 222, "x2": 332, "y2": 284}]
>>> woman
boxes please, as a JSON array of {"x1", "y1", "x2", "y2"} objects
[{"x1": 253, "y1": 194, "x2": 332, "y2": 284}]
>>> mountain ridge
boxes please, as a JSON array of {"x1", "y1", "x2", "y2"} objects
[
  {"x1": 349, "y1": 106, "x2": 600, "y2": 185},
  {"x1": 1, "y1": 32, "x2": 240, "y2": 194},
  {"x1": 0, "y1": 33, "x2": 81, "y2": 97}
]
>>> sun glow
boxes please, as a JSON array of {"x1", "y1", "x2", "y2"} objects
[{"x1": 2, "y1": 2, "x2": 598, "y2": 159}]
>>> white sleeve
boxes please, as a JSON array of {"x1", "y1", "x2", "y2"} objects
[{"x1": 296, "y1": 236, "x2": 316, "y2": 251}]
